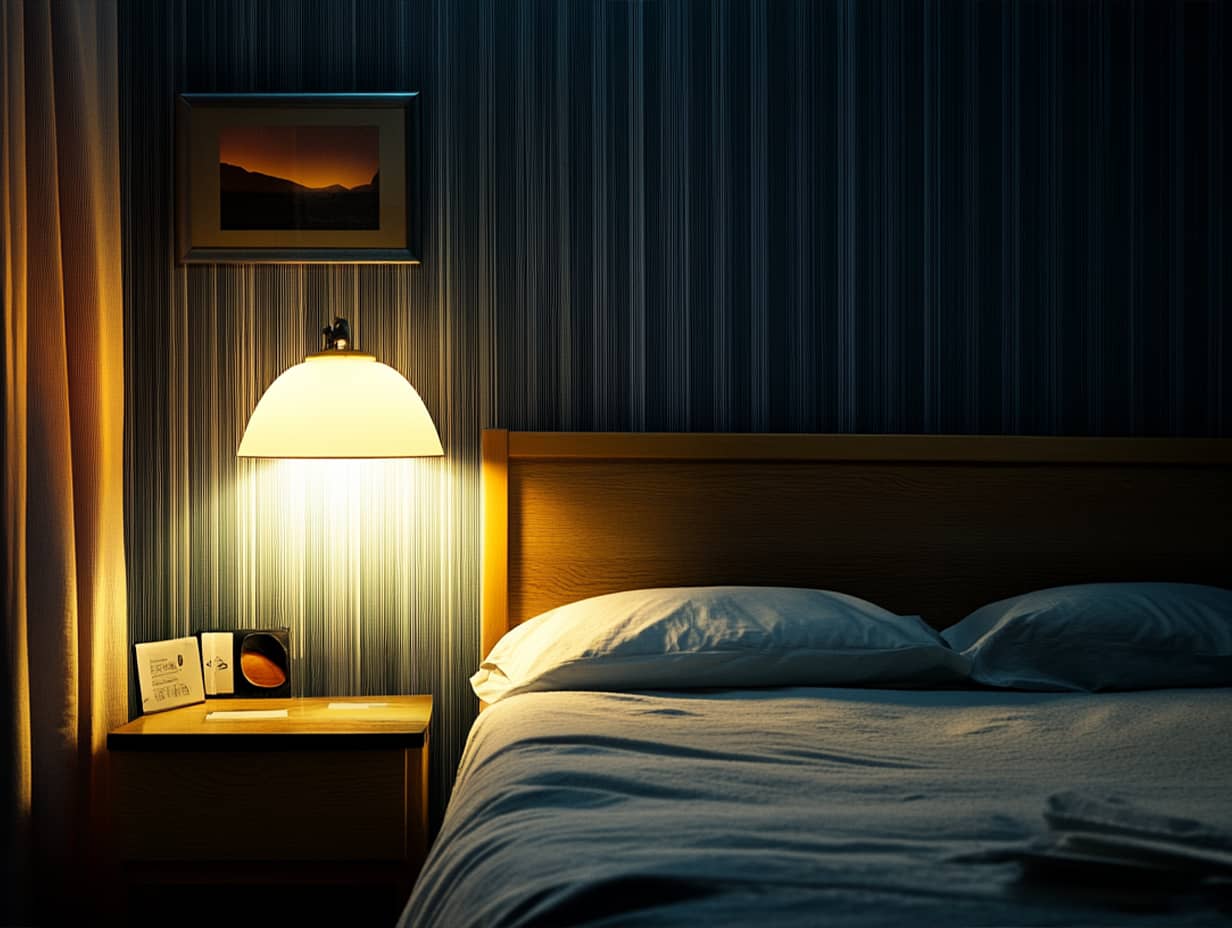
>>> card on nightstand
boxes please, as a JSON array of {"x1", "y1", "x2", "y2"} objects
[{"x1": 134, "y1": 637, "x2": 205, "y2": 713}]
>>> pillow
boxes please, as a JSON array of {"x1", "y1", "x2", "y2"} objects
[
  {"x1": 943, "y1": 583, "x2": 1232, "y2": 692},
  {"x1": 471, "y1": 586, "x2": 969, "y2": 703}
]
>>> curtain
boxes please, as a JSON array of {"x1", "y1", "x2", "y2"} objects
[{"x1": 1, "y1": 0, "x2": 127, "y2": 922}]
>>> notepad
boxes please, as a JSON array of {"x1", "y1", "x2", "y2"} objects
[
  {"x1": 205, "y1": 709, "x2": 289, "y2": 720},
  {"x1": 327, "y1": 702, "x2": 391, "y2": 710}
]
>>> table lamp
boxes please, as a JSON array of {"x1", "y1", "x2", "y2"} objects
[{"x1": 237, "y1": 317, "x2": 444, "y2": 459}]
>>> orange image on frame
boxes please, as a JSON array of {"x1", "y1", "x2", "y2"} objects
[{"x1": 219, "y1": 125, "x2": 380, "y2": 230}]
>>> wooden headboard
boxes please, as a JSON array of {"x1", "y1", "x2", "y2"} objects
[{"x1": 481, "y1": 431, "x2": 1232, "y2": 656}]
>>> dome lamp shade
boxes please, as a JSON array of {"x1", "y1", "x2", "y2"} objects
[{"x1": 236, "y1": 318, "x2": 444, "y2": 459}]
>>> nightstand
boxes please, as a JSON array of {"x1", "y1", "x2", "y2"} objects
[{"x1": 107, "y1": 695, "x2": 431, "y2": 925}]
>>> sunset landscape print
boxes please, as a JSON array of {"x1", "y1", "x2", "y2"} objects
[{"x1": 219, "y1": 125, "x2": 380, "y2": 230}]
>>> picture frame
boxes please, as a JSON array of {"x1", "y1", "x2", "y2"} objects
[{"x1": 176, "y1": 93, "x2": 421, "y2": 263}]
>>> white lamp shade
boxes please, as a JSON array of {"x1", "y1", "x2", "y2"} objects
[{"x1": 237, "y1": 353, "x2": 444, "y2": 458}]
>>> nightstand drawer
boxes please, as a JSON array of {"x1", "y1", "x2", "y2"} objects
[{"x1": 112, "y1": 749, "x2": 415, "y2": 861}]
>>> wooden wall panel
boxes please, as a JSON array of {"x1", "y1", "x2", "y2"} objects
[{"x1": 119, "y1": 0, "x2": 1230, "y2": 826}]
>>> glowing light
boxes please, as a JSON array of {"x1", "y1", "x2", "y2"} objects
[{"x1": 237, "y1": 353, "x2": 443, "y2": 459}]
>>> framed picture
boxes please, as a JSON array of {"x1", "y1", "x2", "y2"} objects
[{"x1": 176, "y1": 93, "x2": 420, "y2": 263}]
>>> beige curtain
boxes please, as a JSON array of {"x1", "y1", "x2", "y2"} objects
[{"x1": 1, "y1": 0, "x2": 127, "y2": 922}]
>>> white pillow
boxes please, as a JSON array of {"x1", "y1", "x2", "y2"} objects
[
  {"x1": 943, "y1": 582, "x2": 1232, "y2": 691},
  {"x1": 471, "y1": 586, "x2": 969, "y2": 703}
]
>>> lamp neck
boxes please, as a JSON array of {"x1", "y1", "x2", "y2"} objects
[{"x1": 321, "y1": 316, "x2": 354, "y2": 351}]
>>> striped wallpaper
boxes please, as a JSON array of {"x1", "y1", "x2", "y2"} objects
[{"x1": 120, "y1": 0, "x2": 1229, "y2": 824}]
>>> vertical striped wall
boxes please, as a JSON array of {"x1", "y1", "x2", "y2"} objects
[{"x1": 120, "y1": 0, "x2": 1229, "y2": 824}]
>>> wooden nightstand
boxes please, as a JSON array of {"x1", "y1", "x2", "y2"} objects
[{"x1": 107, "y1": 695, "x2": 431, "y2": 925}]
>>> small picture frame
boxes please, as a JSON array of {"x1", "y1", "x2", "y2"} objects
[
  {"x1": 176, "y1": 93, "x2": 421, "y2": 263},
  {"x1": 199, "y1": 628, "x2": 292, "y2": 698}
]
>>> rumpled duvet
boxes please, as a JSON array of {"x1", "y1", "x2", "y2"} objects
[{"x1": 401, "y1": 687, "x2": 1232, "y2": 927}]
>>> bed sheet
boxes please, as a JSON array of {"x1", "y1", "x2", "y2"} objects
[{"x1": 402, "y1": 687, "x2": 1232, "y2": 927}]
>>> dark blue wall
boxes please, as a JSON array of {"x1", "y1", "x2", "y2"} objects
[{"x1": 481, "y1": 0, "x2": 1229, "y2": 435}]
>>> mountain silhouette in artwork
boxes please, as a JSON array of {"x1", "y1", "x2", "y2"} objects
[{"x1": 220, "y1": 163, "x2": 379, "y2": 231}]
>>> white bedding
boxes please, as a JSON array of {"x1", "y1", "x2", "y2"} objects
[{"x1": 402, "y1": 687, "x2": 1232, "y2": 927}]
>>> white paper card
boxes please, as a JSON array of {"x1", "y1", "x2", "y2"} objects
[
  {"x1": 135, "y1": 637, "x2": 205, "y2": 713},
  {"x1": 205, "y1": 709, "x2": 289, "y2": 721},
  {"x1": 201, "y1": 631, "x2": 235, "y2": 696},
  {"x1": 327, "y1": 702, "x2": 391, "y2": 710}
]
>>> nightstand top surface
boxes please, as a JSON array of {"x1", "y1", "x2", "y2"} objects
[{"x1": 108, "y1": 695, "x2": 432, "y2": 751}]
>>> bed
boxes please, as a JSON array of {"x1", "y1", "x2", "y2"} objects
[{"x1": 401, "y1": 431, "x2": 1232, "y2": 927}]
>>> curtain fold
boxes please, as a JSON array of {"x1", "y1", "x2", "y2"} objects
[{"x1": 2, "y1": 0, "x2": 127, "y2": 922}]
